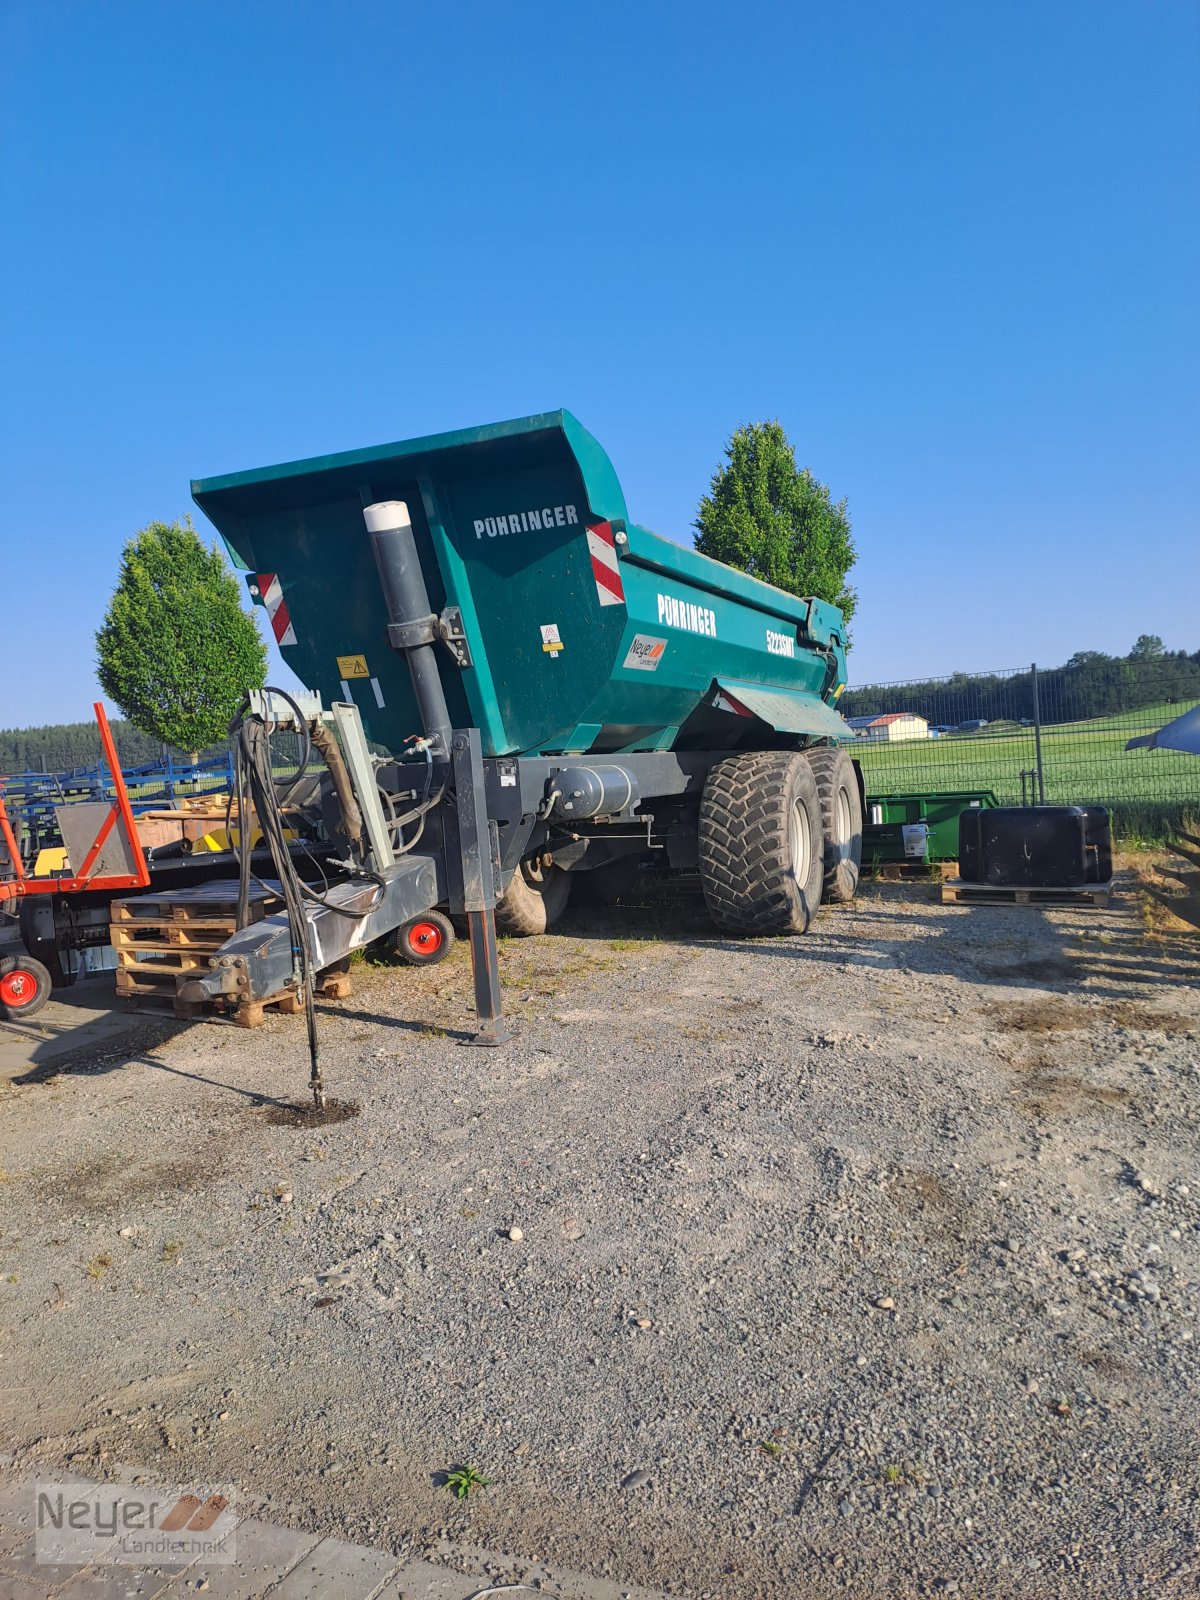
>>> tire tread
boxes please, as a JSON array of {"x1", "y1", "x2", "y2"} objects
[{"x1": 698, "y1": 751, "x2": 823, "y2": 935}]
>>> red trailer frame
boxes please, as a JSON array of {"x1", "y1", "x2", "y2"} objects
[{"x1": 0, "y1": 703, "x2": 150, "y2": 1016}]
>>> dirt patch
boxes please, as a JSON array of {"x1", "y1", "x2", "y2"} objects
[
  {"x1": 1098, "y1": 1001, "x2": 1196, "y2": 1034},
  {"x1": 29, "y1": 1148, "x2": 219, "y2": 1212},
  {"x1": 896, "y1": 1170, "x2": 954, "y2": 1211},
  {"x1": 1075, "y1": 1346, "x2": 1137, "y2": 1381},
  {"x1": 260, "y1": 1096, "x2": 359, "y2": 1128},
  {"x1": 986, "y1": 997, "x2": 1095, "y2": 1033},
  {"x1": 977, "y1": 954, "x2": 1081, "y2": 985},
  {"x1": 986, "y1": 996, "x2": 1194, "y2": 1038},
  {"x1": 1007, "y1": 1053, "x2": 1133, "y2": 1118}
]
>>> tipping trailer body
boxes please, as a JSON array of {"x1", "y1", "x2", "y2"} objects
[
  {"x1": 186, "y1": 414, "x2": 860, "y2": 1041},
  {"x1": 192, "y1": 411, "x2": 851, "y2": 759}
]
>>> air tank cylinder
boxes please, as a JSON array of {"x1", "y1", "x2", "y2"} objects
[{"x1": 551, "y1": 764, "x2": 640, "y2": 819}]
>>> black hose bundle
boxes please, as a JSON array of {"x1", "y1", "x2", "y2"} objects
[
  {"x1": 227, "y1": 692, "x2": 430, "y2": 1108},
  {"x1": 228, "y1": 689, "x2": 326, "y2": 1108}
]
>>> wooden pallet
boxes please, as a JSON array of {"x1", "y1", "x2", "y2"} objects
[
  {"x1": 941, "y1": 878, "x2": 1113, "y2": 908},
  {"x1": 121, "y1": 988, "x2": 306, "y2": 1025},
  {"x1": 118, "y1": 990, "x2": 210, "y2": 1022},
  {"x1": 1145, "y1": 826, "x2": 1200, "y2": 932},
  {"x1": 119, "y1": 971, "x2": 350, "y2": 1027},
  {"x1": 110, "y1": 880, "x2": 283, "y2": 924},
  {"x1": 108, "y1": 880, "x2": 351, "y2": 1026},
  {"x1": 865, "y1": 860, "x2": 959, "y2": 882},
  {"x1": 111, "y1": 883, "x2": 281, "y2": 979},
  {"x1": 110, "y1": 921, "x2": 245, "y2": 950}
]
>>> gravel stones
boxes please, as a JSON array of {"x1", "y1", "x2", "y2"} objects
[{"x1": 1, "y1": 880, "x2": 1196, "y2": 1597}]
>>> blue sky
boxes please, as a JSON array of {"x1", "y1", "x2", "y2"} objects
[{"x1": 2, "y1": 0, "x2": 1197, "y2": 726}]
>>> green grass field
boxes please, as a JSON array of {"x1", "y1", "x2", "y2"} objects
[{"x1": 854, "y1": 699, "x2": 1199, "y2": 840}]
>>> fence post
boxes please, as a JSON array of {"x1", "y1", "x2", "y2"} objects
[{"x1": 1031, "y1": 662, "x2": 1046, "y2": 805}]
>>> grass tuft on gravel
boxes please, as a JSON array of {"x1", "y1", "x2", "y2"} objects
[{"x1": 443, "y1": 1463, "x2": 491, "y2": 1500}]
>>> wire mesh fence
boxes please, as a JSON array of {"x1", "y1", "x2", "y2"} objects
[
  {"x1": 841, "y1": 660, "x2": 1200, "y2": 840},
  {"x1": 0, "y1": 729, "x2": 316, "y2": 868}
]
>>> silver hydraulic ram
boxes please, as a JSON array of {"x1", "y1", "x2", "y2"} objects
[{"x1": 363, "y1": 500, "x2": 453, "y2": 759}]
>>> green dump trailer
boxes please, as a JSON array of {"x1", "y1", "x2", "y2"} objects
[{"x1": 189, "y1": 411, "x2": 862, "y2": 1040}]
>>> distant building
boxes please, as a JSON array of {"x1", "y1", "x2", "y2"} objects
[{"x1": 845, "y1": 712, "x2": 930, "y2": 743}]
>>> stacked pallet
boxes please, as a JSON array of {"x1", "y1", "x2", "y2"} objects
[
  {"x1": 109, "y1": 880, "x2": 352, "y2": 1026},
  {"x1": 940, "y1": 879, "x2": 1111, "y2": 908}
]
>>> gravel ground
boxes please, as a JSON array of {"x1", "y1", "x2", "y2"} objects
[{"x1": 0, "y1": 872, "x2": 1197, "y2": 1599}]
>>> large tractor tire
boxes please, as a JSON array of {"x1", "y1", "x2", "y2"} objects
[
  {"x1": 697, "y1": 751, "x2": 825, "y2": 935},
  {"x1": 494, "y1": 859, "x2": 572, "y2": 937},
  {"x1": 804, "y1": 746, "x2": 863, "y2": 902},
  {"x1": 0, "y1": 953, "x2": 52, "y2": 1020}
]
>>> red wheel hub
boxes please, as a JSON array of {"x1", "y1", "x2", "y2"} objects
[
  {"x1": 407, "y1": 921, "x2": 444, "y2": 955},
  {"x1": 0, "y1": 968, "x2": 39, "y2": 1008}
]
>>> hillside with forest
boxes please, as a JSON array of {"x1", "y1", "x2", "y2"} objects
[
  {"x1": 0, "y1": 719, "x2": 229, "y2": 776},
  {"x1": 841, "y1": 638, "x2": 1199, "y2": 726},
  {"x1": 4, "y1": 639, "x2": 1196, "y2": 777}
]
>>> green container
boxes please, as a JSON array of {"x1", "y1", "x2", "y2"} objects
[
  {"x1": 864, "y1": 790, "x2": 999, "y2": 863},
  {"x1": 192, "y1": 411, "x2": 852, "y2": 759}
]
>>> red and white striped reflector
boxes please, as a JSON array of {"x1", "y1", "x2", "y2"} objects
[
  {"x1": 586, "y1": 520, "x2": 625, "y2": 608},
  {"x1": 713, "y1": 688, "x2": 753, "y2": 717},
  {"x1": 251, "y1": 572, "x2": 297, "y2": 648}
]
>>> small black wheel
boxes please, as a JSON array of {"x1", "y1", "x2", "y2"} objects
[
  {"x1": 391, "y1": 911, "x2": 455, "y2": 965},
  {"x1": 0, "y1": 953, "x2": 53, "y2": 1020}
]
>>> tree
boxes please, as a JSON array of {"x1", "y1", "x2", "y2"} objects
[
  {"x1": 694, "y1": 421, "x2": 857, "y2": 631},
  {"x1": 1130, "y1": 634, "x2": 1165, "y2": 660},
  {"x1": 96, "y1": 517, "x2": 267, "y2": 753}
]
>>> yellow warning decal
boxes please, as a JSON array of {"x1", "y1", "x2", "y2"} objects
[{"x1": 336, "y1": 654, "x2": 370, "y2": 678}]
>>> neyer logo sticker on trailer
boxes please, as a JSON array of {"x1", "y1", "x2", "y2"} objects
[{"x1": 623, "y1": 634, "x2": 667, "y2": 671}]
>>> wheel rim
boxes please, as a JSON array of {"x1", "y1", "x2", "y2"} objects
[
  {"x1": 788, "y1": 800, "x2": 811, "y2": 885},
  {"x1": 0, "y1": 969, "x2": 39, "y2": 1008},
  {"x1": 832, "y1": 786, "x2": 853, "y2": 862},
  {"x1": 407, "y1": 921, "x2": 444, "y2": 956}
]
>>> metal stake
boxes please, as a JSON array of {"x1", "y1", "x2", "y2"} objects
[
  {"x1": 1031, "y1": 661, "x2": 1046, "y2": 805},
  {"x1": 449, "y1": 729, "x2": 514, "y2": 1047}
]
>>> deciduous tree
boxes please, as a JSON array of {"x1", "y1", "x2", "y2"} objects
[
  {"x1": 694, "y1": 421, "x2": 857, "y2": 632},
  {"x1": 96, "y1": 517, "x2": 266, "y2": 754}
]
